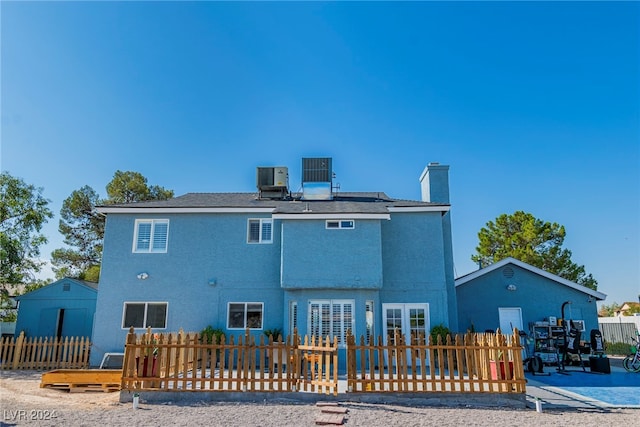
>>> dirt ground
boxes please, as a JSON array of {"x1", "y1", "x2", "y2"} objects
[{"x1": 0, "y1": 370, "x2": 637, "y2": 426}]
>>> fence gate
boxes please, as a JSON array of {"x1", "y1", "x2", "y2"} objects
[{"x1": 296, "y1": 335, "x2": 338, "y2": 396}]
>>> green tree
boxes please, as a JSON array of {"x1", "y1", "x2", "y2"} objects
[
  {"x1": 51, "y1": 171, "x2": 173, "y2": 280},
  {"x1": 0, "y1": 172, "x2": 53, "y2": 321},
  {"x1": 0, "y1": 172, "x2": 53, "y2": 285},
  {"x1": 626, "y1": 304, "x2": 640, "y2": 315},
  {"x1": 106, "y1": 170, "x2": 173, "y2": 204},
  {"x1": 598, "y1": 302, "x2": 621, "y2": 317},
  {"x1": 51, "y1": 186, "x2": 104, "y2": 280},
  {"x1": 472, "y1": 211, "x2": 598, "y2": 290}
]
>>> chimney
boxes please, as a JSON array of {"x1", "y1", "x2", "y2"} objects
[{"x1": 419, "y1": 162, "x2": 450, "y2": 203}]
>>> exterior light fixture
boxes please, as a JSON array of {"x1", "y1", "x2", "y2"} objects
[
  {"x1": 208, "y1": 278, "x2": 217, "y2": 286},
  {"x1": 137, "y1": 272, "x2": 149, "y2": 280},
  {"x1": 506, "y1": 284, "x2": 517, "y2": 291}
]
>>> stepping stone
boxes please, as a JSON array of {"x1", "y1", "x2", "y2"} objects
[
  {"x1": 315, "y1": 413, "x2": 345, "y2": 425},
  {"x1": 321, "y1": 407, "x2": 348, "y2": 414}
]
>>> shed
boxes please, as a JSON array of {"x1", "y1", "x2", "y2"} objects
[
  {"x1": 14, "y1": 278, "x2": 98, "y2": 338},
  {"x1": 455, "y1": 257, "x2": 606, "y2": 335}
]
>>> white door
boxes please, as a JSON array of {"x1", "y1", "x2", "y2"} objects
[
  {"x1": 308, "y1": 300, "x2": 354, "y2": 348},
  {"x1": 498, "y1": 307, "x2": 523, "y2": 335},
  {"x1": 382, "y1": 303, "x2": 430, "y2": 366}
]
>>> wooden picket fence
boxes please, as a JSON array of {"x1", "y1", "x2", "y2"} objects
[
  {"x1": 121, "y1": 327, "x2": 524, "y2": 395},
  {"x1": 346, "y1": 328, "x2": 525, "y2": 393},
  {"x1": 121, "y1": 327, "x2": 338, "y2": 395},
  {"x1": 0, "y1": 332, "x2": 91, "y2": 370}
]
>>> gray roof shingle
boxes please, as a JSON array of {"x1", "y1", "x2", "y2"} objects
[{"x1": 98, "y1": 192, "x2": 448, "y2": 214}]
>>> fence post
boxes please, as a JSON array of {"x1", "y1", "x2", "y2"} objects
[
  {"x1": 12, "y1": 331, "x2": 25, "y2": 369},
  {"x1": 122, "y1": 326, "x2": 137, "y2": 390}
]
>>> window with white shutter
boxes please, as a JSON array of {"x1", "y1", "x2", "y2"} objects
[
  {"x1": 289, "y1": 301, "x2": 298, "y2": 337},
  {"x1": 365, "y1": 301, "x2": 374, "y2": 345},
  {"x1": 247, "y1": 219, "x2": 273, "y2": 244},
  {"x1": 308, "y1": 299, "x2": 354, "y2": 348},
  {"x1": 133, "y1": 219, "x2": 169, "y2": 253}
]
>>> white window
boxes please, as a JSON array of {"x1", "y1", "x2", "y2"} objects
[
  {"x1": 308, "y1": 299, "x2": 354, "y2": 348},
  {"x1": 247, "y1": 219, "x2": 273, "y2": 243},
  {"x1": 289, "y1": 301, "x2": 298, "y2": 337},
  {"x1": 133, "y1": 219, "x2": 169, "y2": 253},
  {"x1": 227, "y1": 302, "x2": 263, "y2": 329},
  {"x1": 326, "y1": 220, "x2": 355, "y2": 229},
  {"x1": 122, "y1": 302, "x2": 168, "y2": 329}
]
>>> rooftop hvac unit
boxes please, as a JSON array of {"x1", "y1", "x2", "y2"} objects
[
  {"x1": 256, "y1": 167, "x2": 288, "y2": 190},
  {"x1": 301, "y1": 157, "x2": 333, "y2": 200},
  {"x1": 256, "y1": 166, "x2": 288, "y2": 199},
  {"x1": 302, "y1": 157, "x2": 332, "y2": 183}
]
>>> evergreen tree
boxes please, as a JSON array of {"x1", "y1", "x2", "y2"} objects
[
  {"x1": 472, "y1": 211, "x2": 598, "y2": 290},
  {"x1": 51, "y1": 171, "x2": 173, "y2": 280}
]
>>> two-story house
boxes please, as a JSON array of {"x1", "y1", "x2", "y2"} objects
[{"x1": 90, "y1": 159, "x2": 457, "y2": 368}]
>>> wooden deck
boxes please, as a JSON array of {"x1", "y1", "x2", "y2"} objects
[{"x1": 40, "y1": 369, "x2": 122, "y2": 393}]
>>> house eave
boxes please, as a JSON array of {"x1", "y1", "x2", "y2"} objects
[
  {"x1": 96, "y1": 207, "x2": 276, "y2": 214},
  {"x1": 387, "y1": 206, "x2": 450, "y2": 213},
  {"x1": 272, "y1": 213, "x2": 391, "y2": 220},
  {"x1": 454, "y1": 257, "x2": 607, "y2": 301}
]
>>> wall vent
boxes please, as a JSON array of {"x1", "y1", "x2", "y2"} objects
[{"x1": 502, "y1": 267, "x2": 515, "y2": 279}]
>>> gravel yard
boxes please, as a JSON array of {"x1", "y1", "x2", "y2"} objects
[{"x1": 1, "y1": 370, "x2": 637, "y2": 426}]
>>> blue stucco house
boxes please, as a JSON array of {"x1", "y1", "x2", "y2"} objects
[
  {"x1": 14, "y1": 277, "x2": 98, "y2": 338},
  {"x1": 90, "y1": 159, "x2": 457, "y2": 367},
  {"x1": 455, "y1": 257, "x2": 606, "y2": 335}
]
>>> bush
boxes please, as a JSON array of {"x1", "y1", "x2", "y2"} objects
[
  {"x1": 430, "y1": 324, "x2": 452, "y2": 344},
  {"x1": 200, "y1": 325, "x2": 225, "y2": 344},
  {"x1": 606, "y1": 341, "x2": 633, "y2": 356},
  {"x1": 263, "y1": 328, "x2": 283, "y2": 342}
]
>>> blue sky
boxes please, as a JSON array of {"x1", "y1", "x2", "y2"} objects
[{"x1": 2, "y1": 2, "x2": 638, "y2": 305}]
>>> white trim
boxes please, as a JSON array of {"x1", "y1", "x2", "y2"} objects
[
  {"x1": 455, "y1": 257, "x2": 607, "y2": 300},
  {"x1": 387, "y1": 206, "x2": 450, "y2": 213},
  {"x1": 98, "y1": 207, "x2": 275, "y2": 214},
  {"x1": 273, "y1": 213, "x2": 390, "y2": 220},
  {"x1": 14, "y1": 278, "x2": 97, "y2": 300}
]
